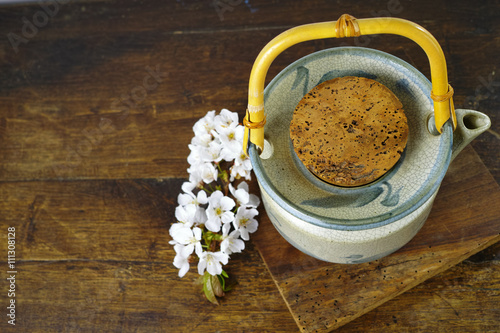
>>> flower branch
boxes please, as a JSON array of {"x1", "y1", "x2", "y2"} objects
[{"x1": 169, "y1": 109, "x2": 260, "y2": 304}]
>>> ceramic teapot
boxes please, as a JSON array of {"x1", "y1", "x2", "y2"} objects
[{"x1": 242, "y1": 15, "x2": 491, "y2": 264}]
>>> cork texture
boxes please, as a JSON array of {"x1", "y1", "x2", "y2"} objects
[{"x1": 290, "y1": 76, "x2": 409, "y2": 187}]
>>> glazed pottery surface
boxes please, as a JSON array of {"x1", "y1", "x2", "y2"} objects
[{"x1": 250, "y1": 47, "x2": 490, "y2": 263}]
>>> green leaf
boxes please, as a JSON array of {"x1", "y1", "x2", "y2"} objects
[
  {"x1": 217, "y1": 271, "x2": 235, "y2": 292},
  {"x1": 218, "y1": 274, "x2": 226, "y2": 291},
  {"x1": 202, "y1": 272, "x2": 219, "y2": 305},
  {"x1": 211, "y1": 274, "x2": 225, "y2": 297}
]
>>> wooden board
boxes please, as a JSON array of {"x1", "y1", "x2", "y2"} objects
[
  {"x1": 252, "y1": 145, "x2": 500, "y2": 332},
  {"x1": 341, "y1": 243, "x2": 500, "y2": 332}
]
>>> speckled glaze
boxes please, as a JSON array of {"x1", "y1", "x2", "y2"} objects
[{"x1": 250, "y1": 47, "x2": 490, "y2": 263}]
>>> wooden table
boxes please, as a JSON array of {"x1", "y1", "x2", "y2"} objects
[{"x1": 1, "y1": 1, "x2": 498, "y2": 332}]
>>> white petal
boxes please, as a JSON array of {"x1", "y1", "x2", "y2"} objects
[
  {"x1": 206, "y1": 207, "x2": 217, "y2": 219},
  {"x1": 234, "y1": 125, "x2": 244, "y2": 142},
  {"x1": 197, "y1": 256, "x2": 207, "y2": 275},
  {"x1": 245, "y1": 220, "x2": 259, "y2": 234},
  {"x1": 209, "y1": 190, "x2": 223, "y2": 204},
  {"x1": 222, "y1": 223, "x2": 231, "y2": 237},
  {"x1": 200, "y1": 163, "x2": 217, "y2": 184},
  {"x1": 221, "y1": 109, "x2": 238, "y2": 124},
  {"x1": 220, "y1": 196, "x2": 235, "y2": 211},
  {"x1": 213, "y1": 251, "x2": 229, "y2": 265},
  {"x1": 171, "y1": 227, "x2": 193, "y2": 245},
  {"x1": 195, "y1": 207, "x2": 207, "y2": 224},
  {"x1": 177, "y1": 262, "x2": 190, "y2": 278},
  {"x1": 205, "y1": 217, "x2": 221, "y2": 232},
  {"x1": 192, "y1": 133, "x2": 213, "y2": 148},
  {"x1": 173, "y1": 251, "x2": 190, "y2": 278},
  {"x1": 237, "y1": 181, "x2": 249, "y2": 191},
  {"x1": 220, "y1": 239, "x2": 231, "y2": 254},
  {"x1": 195, "y1": 242, "x2": 203, "y2": 257},
  {"x1": 222, "y1": 230, "x2": 245, "y2": 254},
  {"x1": 188, "y1": 168, "x2": 202, "y2": 184},
  {"x1": 192, "y1": 227, "x2": 202, "y2": 240},
  {"x1": 173, "y1": 253, "x2": 186, "y2": 267},
  {"x1": 187, "y1": 147, "x2": 202, "y2": 166},
  {"x1": 197, "y1": 190, "x2": 208, "y2": 204},
  {"x1": 181, "y1": 181, "x2": 196, "y2": 195},
  {"x1": 235, "y1": 188, "x2": 249, "y2": 205},
  {"x1": 239, "y1": 228, "x2": 250, "y2": 241},
  {"x1": 169, "y1": 223, "x2": 187, "y2": 239},
  {"x1": 173, "y1": 244, "x2": 186, "y2": 256},
  {"x1": 221, "y1": 211, "x2": 235, "y2": 224},
  {"x1": 206, "y1": 257, "x2": 222, "y2": 276},
  {"x1": 174, "y1": 206, "x2": 186, "y2": 222},
  {"x1": 175, "y1": 205, "x2": 196, "y2": 225},
  {"x1": 221, "y1": 147, "x2": 239, "y2": 162},
  {"x1": 178, "y1": 193, "x2": 194, "y2": 206},
  {"x1": 181, "y1": 243, "x2": 194, "y2": 257},
  {"x1": 245, "y1": 208, "x2": 259, "y2": 219},
  {"x1": 230, "y1": 238, "x2": 245, "y2": 254},
  {"x1": 247, "y1": 194, "x2": 260, "y2": 208}
]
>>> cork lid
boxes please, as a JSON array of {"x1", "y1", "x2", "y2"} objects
[{"x1": 290, "y1": 76, "x2": 409, "y2": 187}]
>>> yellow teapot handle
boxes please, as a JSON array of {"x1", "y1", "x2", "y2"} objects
[{"x1": 243, "y1": 14, "x2": 457, "y2": 154}]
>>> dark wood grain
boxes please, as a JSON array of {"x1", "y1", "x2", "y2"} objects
[
  {"x1": 0, "y1": 179, "x2": 298, "y2": 332},
  {"x1": 0, "y1": 0, "x2": 498, "y2": 182},
  {"x1": 0, "y1": 0, "x2": 498, "y2": 332}
]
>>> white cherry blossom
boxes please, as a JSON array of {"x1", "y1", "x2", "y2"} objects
[
  {"x1": 178, "y1": 187, "x2": 207, "y2": 207},
  {"x1": 214, "y1": 124, "x2": 244, "y2": 160},
  {"x1": 178, "y1": 187, "x2": 208, "y2": 225},
  {"x1": 233, "y1": 207, "x2": 259, "y2": 241},
  {"x1": 230, "y1": 150, "x2": 253, "y2": 181},
  {"x1": 187, "y1": 144, "x2": 203, "y2": 168},
  {"x1": 229, "y1": 182, "x2": 260, "y2": 208},
  {"x1": 174, "y1": 204, "x2": 197, "y2": 227},
  {"x1": 198, "y1": 250, "x2": 229, "y2": 276},
  {"x1": 189, "y1": 162, "x2": 218, "y2": 185},
  {"x1": 193, "y1": 110, "x2": 216, "y2": 137},
  {"x1": 213, "y1": 108, "x2": 238, "y2": 132},
  {"x1": 191, "y1": 132, "x2": 213, "y2": 148},
  {"x1": 169, "y1": 226, "x2": 203, "y2": 256},
  {"x1": 199, "y1": 140, "x2": 224, "y2": 163},
  {"x1": 205, "y1": 190, "x2": 235, "y2": 232},
  {"x1": 220, "y1": 224, "x2": 245, "y2": 255},
  {"x1": 173, "y1": 244, "x2": 190, "y2": 278}
]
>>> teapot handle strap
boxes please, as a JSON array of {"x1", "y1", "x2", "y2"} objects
[{"x1": 244, "y1": 14, "x2": 457, "y2": 154}]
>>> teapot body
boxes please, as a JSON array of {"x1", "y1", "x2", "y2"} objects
[
  {"x1": 259, "y1": 183, "x2": 437, "y2": 263},
  {"x1": 250, "y1": 47, "x2": 489, "y2": 263}
]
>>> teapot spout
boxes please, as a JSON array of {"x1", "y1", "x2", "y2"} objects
[{"x1": 451, "y1": 109, "x2": 491, "y2": 162}]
